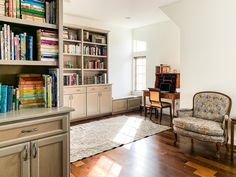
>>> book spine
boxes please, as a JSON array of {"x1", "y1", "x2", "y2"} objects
[
  {"x1": 11, "y1": 32, "x2": 14, "y2": 60},
  {"x1": 26, "y1": 35, "x2": 33, "y2": 60},
  {"x1": 12, "y1": 0, "x2": 16, "y2": 18},
  {"x1": 8, "y1": 0, "x2": 12, "y2": 17},
  {"x1": 0, "y1": 31, "x2": 3, "y2": 60},
  {"x1": 5, "y1": 0, "x2": 9, "y2": 16},
  {"x1": 7, "y1": 25, "x2": 10, "y2": 60},
  {"x1": 1, "y1": 85, "x2": 8, "y2": 113},
  {"x1": 16, "y1": 0, "x2": 20, "y2": 18},
  {"x1": 7, "y1": 86, "x2": 13, "y2": 111}
]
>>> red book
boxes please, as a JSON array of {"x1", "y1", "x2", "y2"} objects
[{"x1": 8, "y1": 0, "x2": 12, "y2": 17}]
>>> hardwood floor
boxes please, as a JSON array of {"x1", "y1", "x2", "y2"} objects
[{"x1": 70, "y1": 112, "x2": 236, "y2": 177}]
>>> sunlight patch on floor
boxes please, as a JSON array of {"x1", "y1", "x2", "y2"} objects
[
  {"x1": 88, "y1": 156, "x2": 122, "y2": 177},
  {"x1": 113, "y1": 117, "x2": 143, "y2": 145}
]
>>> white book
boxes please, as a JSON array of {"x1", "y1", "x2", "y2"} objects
[
  {"x1": 7, "y1": 25, "x2": 10, "y2": 61},
  {"x1": 12, "y1": 0, "x2": 16, "y2": 18}
]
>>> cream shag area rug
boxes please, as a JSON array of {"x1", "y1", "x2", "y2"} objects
[{"x1": 70, "y1": 116, "x2": 170, "y2": 162}]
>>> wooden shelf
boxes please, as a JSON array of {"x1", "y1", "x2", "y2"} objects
[
  {"x1": 83, "y1": 69, "x2": 107, "y2": 71},
  {"x1": 63, "y1": 68, "x2": 81, "y2": 71},
  {"x1": 0, "y1": 60, "x2": 58, "y2": 66},
  {"x1": 64, "y1": 85, "x2": 82, "y2": 88},
  {"x1": 83, "y1": 55, "x2": 107, "y2": 58},
  {"x1": 63, "y1": 39, "x2": 81, "y2": 43},
  {"x1": 0, "y1": 16, "x2": 57, "y2": 29},
  {"x1": 63, "y1": 53, "x2": 81, "y2": 56},
  {"x1": 83, "y1": 41, "x2": 107, "y2": 46}
]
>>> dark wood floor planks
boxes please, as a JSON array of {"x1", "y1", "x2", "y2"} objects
[{"x1": 70, "y1": 112, "x2": 236, "y2": 177}]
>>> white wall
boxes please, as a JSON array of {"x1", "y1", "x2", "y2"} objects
[
  {"x1": 162, "y1": 0, "x2": 236, "y2": 142},
  {"x1": 132, "y1": 21, "x2": 180, "y2": 89},
  {"x1": 64, "y1": 14, "x2": 133, "y2": 98}
]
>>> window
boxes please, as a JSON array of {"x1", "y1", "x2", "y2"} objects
[
  {"x1": 133, "y1": 40, "x2": 147, "y2": 52},
  {"x1": 134, "y1": 56, "x2": 146, "y2": 91}
]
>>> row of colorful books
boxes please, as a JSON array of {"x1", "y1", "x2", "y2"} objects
[
  {"x1": 84, "y1": 73, "x2": 107, "y2": 85},
  {"x1": 63, "y1": 44, "x2": 81, "y2": 55},
  {"x1": 0, "y1": 24, "x2": 33, "y2": 60},
  {"x1": 0, "y1": 24, "x2": 58, "y2": 61},
  {"x1": 85, "y1": 60, "x2": 105, "y2": 69},
  {"x1": 0, "y1": 83, "x2": 17, "y2": 113},
  {"x1": 64, "y1": 73, "x2": 81, "y2": 86},
  {"x1": 18, "y1": 72, "x2": 59, "y2": 109},
  {"x1": 0, "y1": 0, "x2": 56, "y2": 24},
  {"x1": 37, "y1": 29, "x2": 58, "y2": 61},
  {"x1": 83, "y1": 45, "x2": 107, "y2": 56}
]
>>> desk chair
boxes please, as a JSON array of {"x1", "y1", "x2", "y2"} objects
[
  {"x1": 140, "y1": 91, "x2": 151, "y2": 117},
  {"x1": 149, "y1": 88, "x2": 173, "y2": 126}
]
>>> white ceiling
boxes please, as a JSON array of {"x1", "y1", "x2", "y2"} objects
[{"x1": 63, "y1": 0, "x2": 179, "y2": 29}]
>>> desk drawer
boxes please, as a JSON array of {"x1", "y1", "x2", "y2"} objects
[{"x1": 0, "y1": 116, "x2": 68, "y2": 145}]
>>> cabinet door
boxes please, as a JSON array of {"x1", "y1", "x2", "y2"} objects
[
  {"x1": 100, "y1": 91, "x2": 112, "y2": 114},
  {"x1": 31, "y1": 134, "x2": 68, "y2": 177},
  {"x1": 70, "y1": 93, "x2": 86, "y2": 120},
  {"x1": 63, "y1": 94, "x2": 71, "y2": 107},
  {"x1": 0, "y1": 143, "x2": 30, "y2": 177},
  {"x1": 87, "y1": 92, "x2": 99, "y2": 116}
]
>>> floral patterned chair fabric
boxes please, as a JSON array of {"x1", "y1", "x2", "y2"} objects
[{"x1": 173, "y1": 91, "x2": 232, "y2": 158}]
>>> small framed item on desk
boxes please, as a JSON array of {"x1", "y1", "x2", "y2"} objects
[{"x1": 231, "y1": 117, "x2": 236, "y2": 160}]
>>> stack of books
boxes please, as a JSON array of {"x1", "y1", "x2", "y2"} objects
[
  {"x1": 0, "y1": 0, "x2": 57, "y2": 24},
  {"x1": 0, "y1": 24, "x2": 33, "y2": 61},
  {"x1": 18, "y1": 74, "x2": 45, "y2": 109},
  {"x1": 37, "y1": 29, "x2": 58, "y2": 61},
  {"x1": 21, "y1": 0, "x2": 45, "y2": 23},
  {"x1": 0, "y1": 83, "x2": 16, "y2": 113}
]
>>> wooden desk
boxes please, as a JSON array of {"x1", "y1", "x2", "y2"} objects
[
  {"x1": 231, "y1": 117, "x2": 236, "y2": 160},
  {"x1": 143, "y1": 90, "x2": 180, "y2": 116}
]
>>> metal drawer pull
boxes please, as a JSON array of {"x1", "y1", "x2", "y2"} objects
[
  {"x1": 21, "y1": 128, "x2": 38, "y2": 133},
  {"x1": 23, "y1": 145, "x2": 28, "y2": 161},
  {"x1": 33, "y1": 143, "x2": 38, "y2": 158}
]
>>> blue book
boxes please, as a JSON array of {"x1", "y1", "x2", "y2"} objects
[
  {"x1": 1, "y1": 85, "x2": 8, "y2": 113},
  {"x1": 19, "y1": 33, "x2": 25, "y2": 60},
  {"x1": 7, "y1": 86, "x2": 13, "y2": 112},
  {"x1": 26, "y1": 36, "x2": 33, "y2": 60}
]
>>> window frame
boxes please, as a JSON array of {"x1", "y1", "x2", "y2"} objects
[{"x1": 133, "y1": 56, "x2": 146, "y2": 92}]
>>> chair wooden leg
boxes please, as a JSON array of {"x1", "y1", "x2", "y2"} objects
[
  {"x1": 144, "y1": 107, "x2": 147, "y2": 117},
  {"x1": 150, "y1": 107, "x2": 152, "y2": 119},
  {"x1": 159, "y1": 108, "x2": 163, "y2": 124},
  {"x1": 140, "y1": 106, "x2": 143, "y2": 115},
  {"x1": 191, "y1": 139, "x2": 194, "y2": 144},
  {"x1": 169, "y1": 106, "x2": 173, "y2": 127},
  {"x1": 216, "y1": 143, "x2": 221, "y2": 159},
  {"x1": 155, "y1": 108, "x2": 159, "y2": 118},
  {"x1": 174, "y1": 133, "x2": 177, "y2": 145}
]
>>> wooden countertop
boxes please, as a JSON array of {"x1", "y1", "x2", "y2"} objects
[{"x1": 0, "y1": 107, "x2": 74, "y2": 125}]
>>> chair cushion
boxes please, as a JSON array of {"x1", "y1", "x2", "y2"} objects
[
  {"x1": 151, "y1": 102, "x2": 171, "y2": 108},
  {"x1": 173, "y1": 126, "x2": 224, "y2": 143},
  {"x1": 173, "y1": 117, "x2": 224, "y2": 136},
  {"x1": 193, "y1": 92, "x2": 231, "y2": 122}
]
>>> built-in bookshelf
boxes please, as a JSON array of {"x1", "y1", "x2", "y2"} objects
[
  {"x1": 63, "y1": 25, "x2": 109, "y2": 86},
  {"x1": 0, "y1": 0, "x2": 63, "y2": 112}
]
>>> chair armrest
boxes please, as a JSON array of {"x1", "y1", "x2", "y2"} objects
[
  {"x1": 223, "y1": 115, "x2": 229, "y2": 142},
  {"x1": 177, "y1": 109, "x2": 193, "y2": 118}
]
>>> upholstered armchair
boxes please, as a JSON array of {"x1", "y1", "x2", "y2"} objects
[{"x1": 172, "y1": 91, "x2": 232, "y2": 158}]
